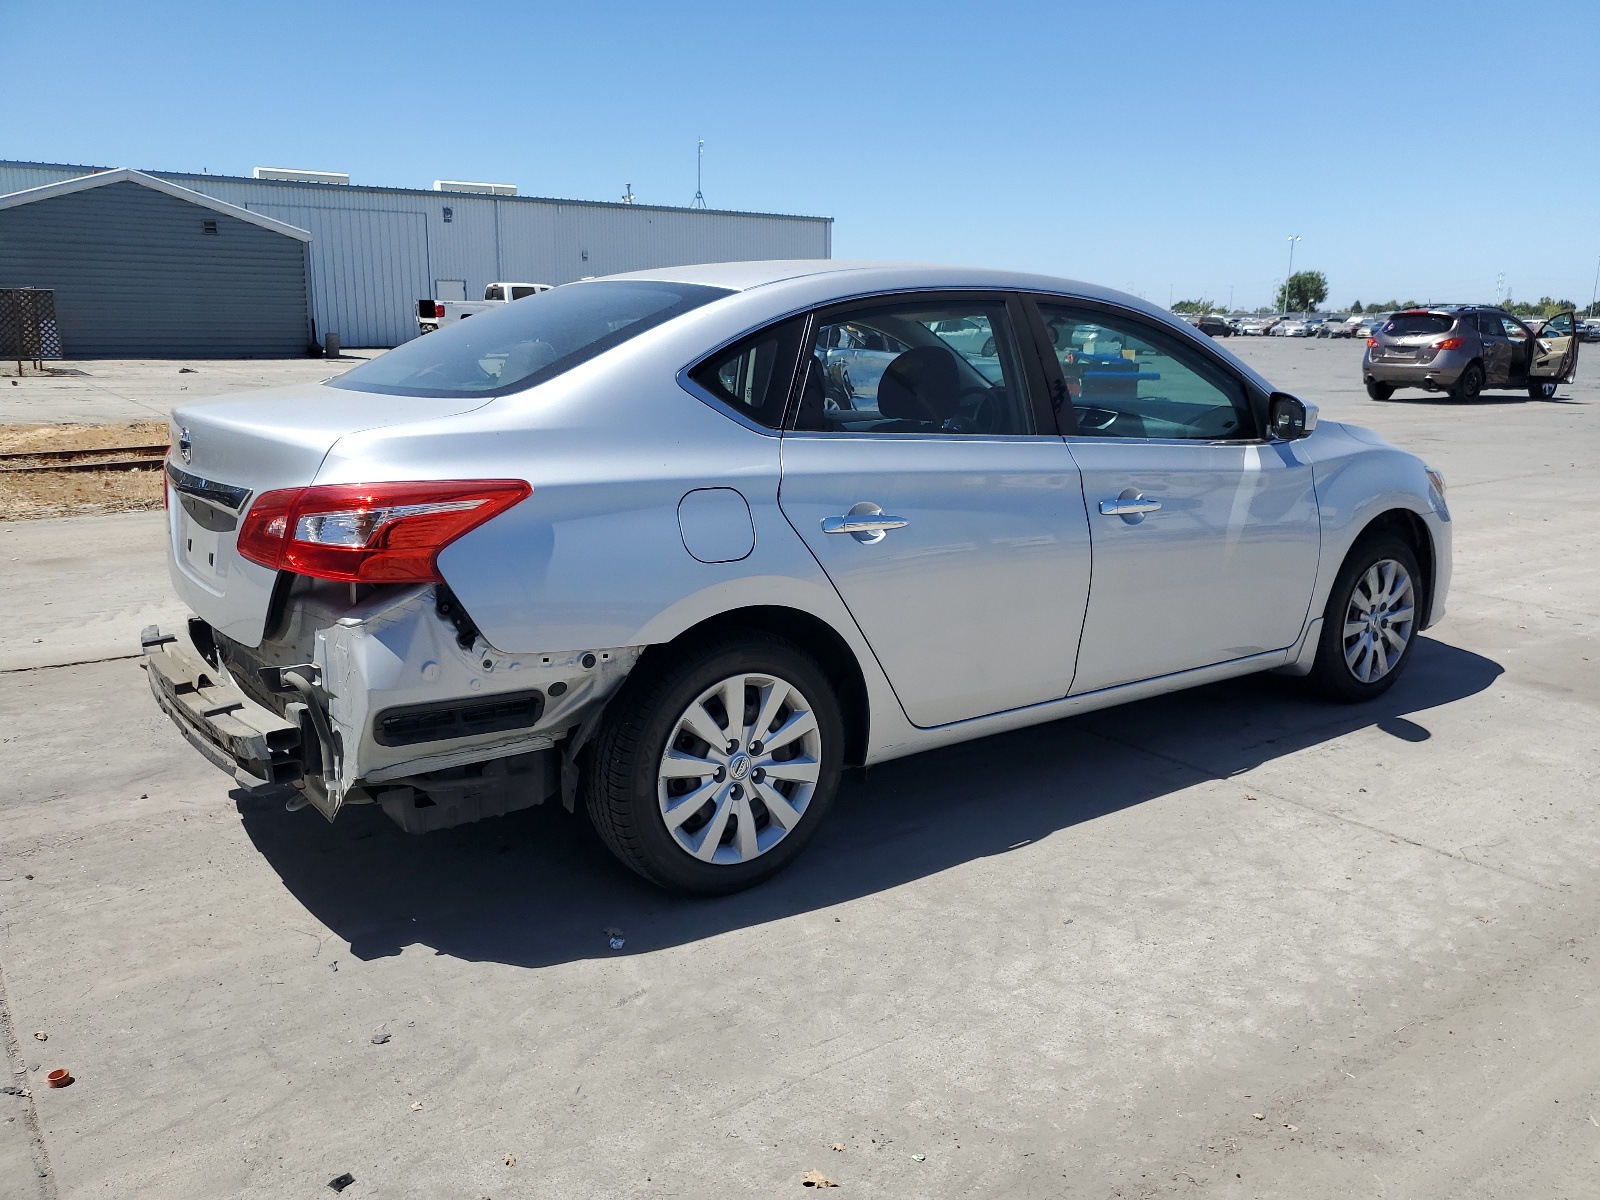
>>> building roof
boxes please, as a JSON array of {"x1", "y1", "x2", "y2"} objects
[
  {"x1": 0, "y1": 168, "x2": 313, "y2": 241},
  {"x1": 0, "y1": 160, "x2": 831, "y2": 224}
]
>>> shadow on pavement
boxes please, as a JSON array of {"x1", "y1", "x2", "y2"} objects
[{"x1": 235, "y1": 636, "x2": 1502, "y2": 969}]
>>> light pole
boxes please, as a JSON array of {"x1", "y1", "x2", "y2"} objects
[
  {"x1": 1284, "y1": 235, "x2": 1301, "y2": 313},
  {"x1": 1589, "y1": 253, "x2": 1599, "y2": 318}
]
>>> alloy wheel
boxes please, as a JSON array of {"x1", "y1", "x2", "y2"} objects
[
  {"x1": 657, "y1": 672, "x2": 822, "y2": 864},
  {"x1": 1341, "y1": 558, "x2": 1416, "y2": 684}
]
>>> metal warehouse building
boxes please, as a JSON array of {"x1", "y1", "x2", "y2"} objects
[{"x1": 0, "y1": 160, "x2": 832, "y2": 354}]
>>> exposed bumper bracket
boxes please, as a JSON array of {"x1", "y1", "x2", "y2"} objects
[{"x1": 141, "y1": 627, "x2": 305, "y2": 791}]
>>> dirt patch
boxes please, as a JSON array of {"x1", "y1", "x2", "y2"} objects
[
  {"x1": 0, "y1": 422, "x2": 169, "y2": 520},
  {"x1": 0, "y1": 421, "x2": 168, "y2": 454}
]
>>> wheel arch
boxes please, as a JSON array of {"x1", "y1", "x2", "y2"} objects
[
  {"x1": 644, "y1": 605, "x2": 871, "y2": 767},
  {"x1": 1350, "y1": 506, "x2": 1437, "y2": 627}
]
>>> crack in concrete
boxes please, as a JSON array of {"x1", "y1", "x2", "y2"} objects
[
  {"x1": 0, "y1": 954, "x2": 57, "y2": 1199},
  {"x1": 1075, "y1": 726, "x2": 1561, "y2": 894}
]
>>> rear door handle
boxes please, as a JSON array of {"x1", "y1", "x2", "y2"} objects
[
  {"x1": 822, "y1": 514, "x2": 909, "y2": 535},
  {"x1": 1098, "y1": 497, "x2": 1162, "y2": 516}
]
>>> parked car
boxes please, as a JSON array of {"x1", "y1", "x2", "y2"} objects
[
  {"x1": 1582, "y1": 319, "x2": 1600, "y2": 343},
  {"x1": 1273, "y1": 320, "x2": 1310, "y2": 337},
  {"x1": 1194, "y1": 314, "x2": 1232, "y2": 337},
  {"x1": 416, "y1": 282, "x2": 554, "y2": 334},
  {"x1": 1363, "y1": 306, "x2": 1581, "y2": 401},
  {"x1": 147, "y1": 262, "x2": 1453, "y2": 894},
  {"x1": 1316, "y1": 316, "x2": 1357, "y2": 339},
  {"x1": 1240, "y1": 317, "x2": 1277, "y2": 336}
]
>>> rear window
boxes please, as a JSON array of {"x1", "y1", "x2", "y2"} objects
[
  {"x1": 1383, "y1": 313, "x2": 1454, "y2": 336},
  {"x1": 331, "y1": 281, "x2": 730, "y2": 398}
]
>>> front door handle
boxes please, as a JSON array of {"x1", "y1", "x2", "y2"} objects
[{"x1": 1098, "y1": 497, "x2": 1162, "y2": 516}]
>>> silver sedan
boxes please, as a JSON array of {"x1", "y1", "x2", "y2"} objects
[{"x1": 146, "y1": 262, "x2": 1453, "y2": 893}]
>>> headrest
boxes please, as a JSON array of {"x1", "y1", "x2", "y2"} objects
[{"x1": 877, "y1": 345, "x2": 961, "y2": 423}]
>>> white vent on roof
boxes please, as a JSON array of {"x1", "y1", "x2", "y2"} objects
[
  {"x1": 253, "y1": 167, "x2": 350, "y2": 185},
  {"x1": 433, "y1": 180, "x2": 517, "y2": 196}
]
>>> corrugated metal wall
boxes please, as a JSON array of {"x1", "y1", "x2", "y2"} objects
[
  {"x1": 0, "y1": 181, "x2": 310, "y2": 357},
  {"x1": 250, "y1": 204, "x2": 430, "y2": 348},
  {"x1": 0, "y1": 161, "x2": 832, "y2": 350}
]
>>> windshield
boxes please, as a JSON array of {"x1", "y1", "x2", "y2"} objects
[
  {"x1": 1383, "y1": 313, "x2": 1454, "y2": 337},
  {"x1": 331, "y1": 281, "x2": 730, "y2": 397}
]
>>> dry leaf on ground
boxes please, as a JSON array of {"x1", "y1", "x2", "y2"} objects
[
  {"x1": 801, "y1": 1169, "x2": 839, "y2": 1187},
  {"x1": 503, "y1": 1153, "x2": 516, "y2": 1167}
]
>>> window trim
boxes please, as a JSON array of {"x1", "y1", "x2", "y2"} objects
[
  {"x1": 777, "y1": 289, "x2": 1057, "y2": 440},
  {"x1": 1019, "y1": 293, "x2": 1269, "y2": 443}
]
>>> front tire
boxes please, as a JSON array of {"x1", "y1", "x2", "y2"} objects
[
  {"x1": 1528, "y1": 379, "x2": 1558, "y2": 400},
  {"x1": 583, "y1": 631, "x2": 844, "y2": 895},
  {"x1": 1365, "y1": 381, "x2": 1395, "y2": 401},
  {"x1": 1449, "y1": 361, "x2": 1484, "y2": 402},
  {"x1": 1306, "y1": 534, "x2": 1423, "y2": 703}
]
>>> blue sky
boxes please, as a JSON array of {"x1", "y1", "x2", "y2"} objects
[{"x1": 8, "y1": 1, "x2": 1598, "y2": 310}]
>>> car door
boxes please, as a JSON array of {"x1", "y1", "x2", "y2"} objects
[
  {"x1": 1475, "y1": 312, "x2": 1512, "y2": 386},
  {"x1": 1028, "y1": 298, "x2": 1321, "y2": 695},
  {"x1": 1529, "y1": 310, "x2": 1581, "y2": 382},
  {"x1": 778, "y1": 293, "x2": 1092, "y2": 728}
]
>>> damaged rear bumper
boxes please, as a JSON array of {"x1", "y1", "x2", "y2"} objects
[
  {"x1": 140, "y1": 584, "x2": 643, "y2": 832},
  {"x1": 141, "y1": 626, "x2": 304, "y2": 789}
]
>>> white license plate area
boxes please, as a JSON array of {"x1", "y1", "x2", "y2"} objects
[{"x1": 181, "y1": 514, "x2": 223, "y2": 578}]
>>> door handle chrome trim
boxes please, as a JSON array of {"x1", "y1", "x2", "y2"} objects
[
  {"x1": 821, "y1": 515, "x2": 910, "y2": 535},
  {"x1": 1098, "y1": 498, "x2": 1162, "y2": 516}
]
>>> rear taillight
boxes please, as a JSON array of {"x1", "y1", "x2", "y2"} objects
[
  {"x1": 1434, "y1": 337, "x2": 1465, "y2": 350},
  {"x1": 237, "y1": 480, "x2": 531, "y2": 583},
  {"x1": 417, "y1": 300, "x2": 441, "y2": 318},
  {"x1": 1367, "y1": 337, "x2": 1378, "y2": 347}
]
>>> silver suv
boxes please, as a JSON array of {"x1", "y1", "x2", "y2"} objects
[{"x1": 1363, "y1": 306, "x2": 1581, "y2": 401}]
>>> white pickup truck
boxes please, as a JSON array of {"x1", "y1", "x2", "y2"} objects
[{"x1": 416, "y1": 282, "x2": 553, "y2": 334}]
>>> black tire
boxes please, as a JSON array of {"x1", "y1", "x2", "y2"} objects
[
  {"x1": 1306, "y1": 534, "x2": 1424, "y2": 703},
  {"x1": 583, "y1": 630, "x2": 844, "y2": 895},
  {"x1": 1449, "y1": 361, "x2": 1484, "y2": 402},
  {"x1": 1528, "y1": 378, "x2": 1558, "y2": 400},
  {"x1": 1365, "y1": 381, "x2": 1395, "y2": 401}
]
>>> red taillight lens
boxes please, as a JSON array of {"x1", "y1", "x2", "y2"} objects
[
  {"x1": 1433, "y1": 337, "x2": 1465, "y2": 350},
  {"x1": 1367, "y1": 337, "x2": 1378, "y2": 347},
  {"x1": 237, "y1": 480, "x2": 530, "y2": 583}
]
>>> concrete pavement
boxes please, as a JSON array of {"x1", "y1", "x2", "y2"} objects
[{"x1": 1, "y1": 338, "x2": 1596, "y2": 1198}]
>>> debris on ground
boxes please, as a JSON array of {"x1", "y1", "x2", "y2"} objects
[
  {"x1": 410, "y1": 1101, "x2": 423, "y2": 1111},
  {"x1": 801, "y1": 1169, "x2": 839, "y2": 1187},
  {"x1": 46, "y1": 1069, "x2": 73, "y2": 1088},
  {"x1": 371, "y1": 1033, "x2": 391, "y2": 1045},
  {"x1": 327, "y1": 1172, "x2": 356, "y2": 1192},
  {"x1": 2, "y1": 1086, "x2": 30, "y2": 1097},
  {"x1": 32, "y1": 1031, "x2": 46, "y2": 1042},
  {"x1": 829, "y1": 1143, "x2": 846, "y2": 1152},
  {"x1": 911, "y1": 1153, "x2": 926, "y2": 1161},
  {"x1": 1251, "y1": 1113, "x2": 1264, "y2": 1120},
  {"x1": 1285, "y1": 1124, "x2": 1298, "y2": 1132},
  {"x1": 605, "y1": 927, "x2": 626, "y2": 950},
  {"x1": 504, "y1": 1153, "x2": 517, "y2": 1167}
]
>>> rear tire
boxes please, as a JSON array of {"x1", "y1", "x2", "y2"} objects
[
  {"x1": 1365, "y1": 381, "x2": 1395, "y2": 401},
  {"x1": 1306, "y1": 534, "x2": 1424, "y2": 703},
  {"x1": 1528, "y1": 379, "x2": 1558, "y2": 400},
  {"x1": 583, "y1": 631, "x2": 844, "y2": 895},
  {"x1": 1449, "y1": 361, "x2": 1484, "y2": 402}
]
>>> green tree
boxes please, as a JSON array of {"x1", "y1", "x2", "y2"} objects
[
  {"x1": 1350, "y1": 300, "x2": 1365, "y2": 314},
  {"x1": 1275, "y1": 270, "x2": 1329, "y2": 312}
]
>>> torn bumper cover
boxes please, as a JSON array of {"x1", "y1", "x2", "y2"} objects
[{"x1": 141, "y1": 626, "x2": 303, "y2": 789}]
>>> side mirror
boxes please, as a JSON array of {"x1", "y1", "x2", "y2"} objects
[{"x1": 1269, "y1": 392, "x2": 1318, "y2": 440}]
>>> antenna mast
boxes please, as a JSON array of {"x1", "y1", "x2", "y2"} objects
[{"x1": 691, "y1": 139, "x2": 707, "y2": 209}]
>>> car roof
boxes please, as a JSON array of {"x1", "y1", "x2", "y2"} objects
[{"x1": 602, "y1": 258, "x2": 1150, "y2": 309}]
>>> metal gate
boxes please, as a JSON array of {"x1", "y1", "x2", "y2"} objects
[{"x1": 0, "y1": 287, "x2": 64, "y2": 366}]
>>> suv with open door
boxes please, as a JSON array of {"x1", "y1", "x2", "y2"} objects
[{"x1": 1363, "y1": 306, "x2": 1580, "y2": 400}]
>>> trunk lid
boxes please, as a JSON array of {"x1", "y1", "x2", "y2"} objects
[{"x1": 166, "y1": 383, "x2": 493, "y2": 647}]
